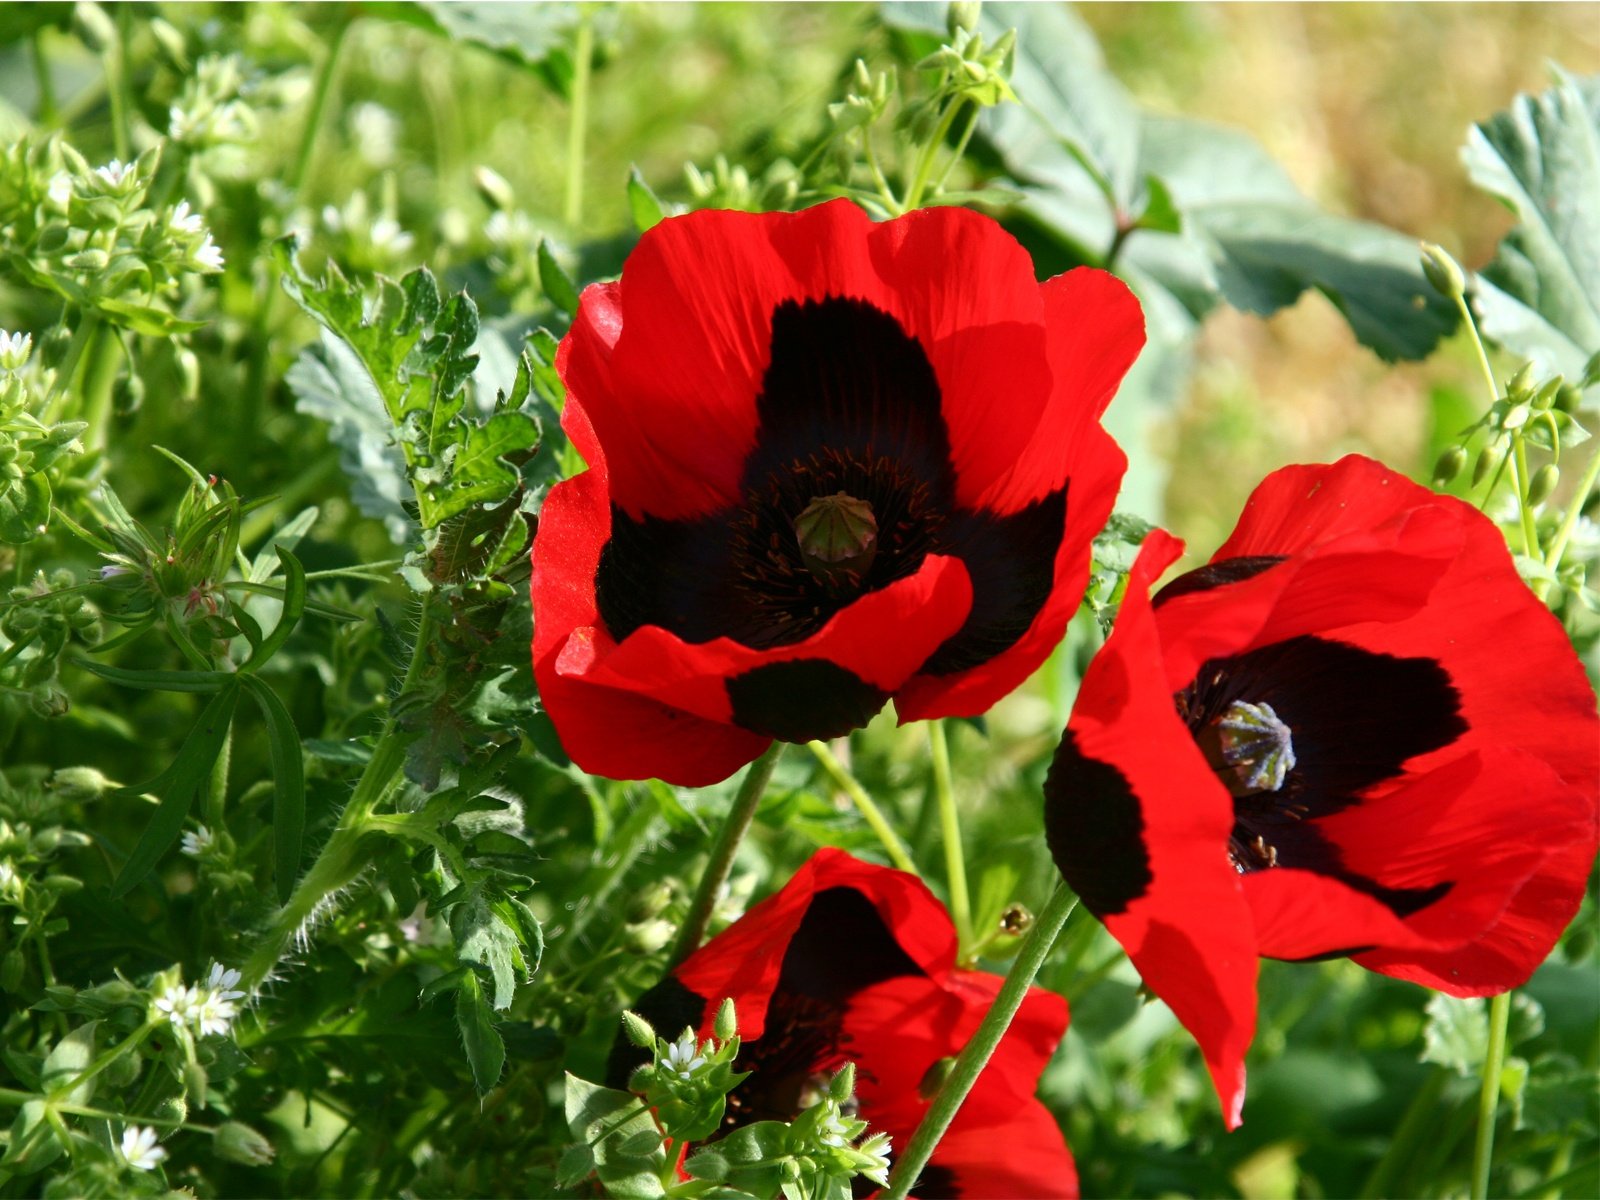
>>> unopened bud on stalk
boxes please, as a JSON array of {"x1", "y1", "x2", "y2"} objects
[
  {"x1": 1419, "y1": 242, "x2": 1465, "y2": 300},
  {"x1": 214, "y1": 1121, "x2": 275, "y2": 1167},
  {"x1": 1532, "y1": 377, "x2": 1564, "y2": 410},
  {"x1": 1432, "y1": 446, "x2": 1468, "y2": 486},
  {"x1": 1506, "y1": 362, "x2": 1535, "y2": 400},
  {"x1": 1472, "y1": 444, "x2": 1499, "y2": 487},
  {"x1": 828, "y1": 1061, "x2": 856, "y2": 1103},
  {"x1": 1554, "y1": 383, "x2": 1581, "y2": 413},
  {"x1": 918, "y1": 1055, "x2": 956, "y2": 1100},
  {"x1": 28, "y1": 684, "x2": 68, "y2": 719},
  {"x1": 713, "y1": 997, "x2": 737, "y2": 1042},
  {"x1": 623, "y1": 918, "x2": 674, "y2": 955},
  {"x1": 621, "y1": 1009, "x2": 656, "y2": 1050},
  {"x1": 1527, "y1": 463, "x2": 1559, "y2": 506},
  {"x1": 625, "y1": 880, "x2": 673, "y2": 923},
  {"x1": 73, "y1": 2, "x2": 116, "y2": 51},
  {"x1": 473, "y1": 166, "x2": 515, "y2": 212},
  {"x1": 948, "y1": 0, "x2": 982, "y2": 36}
]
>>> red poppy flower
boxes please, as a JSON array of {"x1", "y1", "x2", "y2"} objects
[
  {"x1": 532, "y1": 199, "x2": 1143, "y2": 785},
  {"x1": 1043, "y1": 455, "x2": 1600, "y2": 1129},
  {"x1": 609, "y1": 847, "x2": 1077, "y2": 1198}
]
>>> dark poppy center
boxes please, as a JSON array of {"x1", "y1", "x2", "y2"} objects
[{"x1": 1174, "y1": 632, "x2": 1466, "y2": 916}]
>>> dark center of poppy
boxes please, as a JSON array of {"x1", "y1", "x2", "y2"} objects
[
  {"x1": 794, "y1": 492, "x2": 879, "y2": 585},
  {"x1": 1196, "y1": 699, "x2": 1297, "y2": 798}
]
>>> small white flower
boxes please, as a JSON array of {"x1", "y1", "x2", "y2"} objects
[
  {"x1": 368, "y1": 215, "x2": 414, "y2": 256},
  {"x1": 856, "y1": 1132, "x2": 892, "y2": 1187},
  {"x1": 194, "y1": 990, "x2": 237, "y2": 1037},
  {"x1": 120, "y1": 1125, "x2": 167, "y2": 1171},
  {"x1": 664, "y1": 1030, "x2": 705, "y2": 1079},
  {"x1": 95, "y1": 159, "x2": 132, "y2": 187},
  {"x1": 192, "y1": 235, "x2": 225, "y2": 272},
  {"x1": 0, "y1": 860, "x2": 20, "y2": 900},
  {"x1": 154, "y1": 982, "x2": 200, "y2": 1026},
  {"x1": 168, "y1": 200, "x2": 205, "y2": 236},
  {"x1": 815, "y1": 1104, "x2": 853, "y2": 1148},
  {"x1": 205, "y1": 962, "x2": 245, "y2": 1001},
  {"x1": 47, "y1": 171, "x2": 73, "y2": 209},
  {"x1": 179, "y1": 824, "x2": 213, "y2": 858},
  {"x1": 0, "y1": 329, "x2": 33, "y2": 371}
]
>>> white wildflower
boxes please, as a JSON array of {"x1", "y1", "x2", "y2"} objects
[
  {"x1": 193, "y1": 235, "x2": 225, "y2": 272},
  {"x1": 167, "y1": 200, "x2": 205, "y2": 236},
  {"x1": 368, "y1": 215, "x2": 414, "y2": 256},
  {"x1": 815, "y1": 1103, "x2": 853, "y2": 1148},
  {"x1": 856, "y1": 1132, "x2": 892, "y2": 1187},
  {"x1": 47, "y1": 171, "x2": 72, "y2": 209},
  {"x1": 120, "y1": 1125, "x2": 167, "y2": 1171},
  {"x1": 153, "y1": 982, "x2": 200, "y2": 1027},
  {"x1": 95, "y1": 159, "x2": 132, "y2": 187},
  {"x1": 194, "y1": 989, "x2": 238, "y2": 1037},
  {"x1": 179, "y1": 823, "x2": 213, "y2": 858},
  {"x1": 0, "y1": 330, "x2": 33, "y2": 372},
  {"x1": 205, "y1": 962, "x2": 245, "y2": 1001},
  {"x1": 664, "y1": 1029, "x2": 705, "y2": 1079},
  {"x1": 0, "y1": 860, "x2": 20, "y2": 901}
]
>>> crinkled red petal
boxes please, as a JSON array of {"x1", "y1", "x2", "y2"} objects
[{"x1": 1051, "y1": 530, "x2": 1256, "y2": 1129}]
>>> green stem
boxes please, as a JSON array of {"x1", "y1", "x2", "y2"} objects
[
  {"x1": 78, "y1": 322, "x2": 123, "y2": 455},
  {"x1": 884, "y1": 882, "x2": 1077, "y2": 1200},
  {"x1": 32, "y1": 32, "x2": 56, "y2": 124},
  {"x1": 204, "y1": 709, "x2": 233, "y2": 831},
  {"x1": 1471, "y1": 990, "x2": 1513, "y2": 1200},
  {"x1": 240, "y1": 605, "x2": 433, "y2": 990},
  {"x1": 928, "y1": 103, "x2": 980, "y2": 197},
  {"x1": 902, "y1": 98, "x2": 966, "y2": 212},
  {"x1": 41, "y1": 313, "x2": 100, "y2": 424},
  {"x1": 806, "y1": 739, "x2": 917, "y2": 874},
  {"x1": 863, "y1": 131, "x2": 900, "y2": 215},
  {"x1": 666, "y1": 742, "x2": 785, "y2": 968},
  {"x1": 1454, "y1": 293, "x2": 1501, "y2": 410},
  {"x1": 0, "y1": 1087, "x2": 218, "y2": 1133},
  {"x1": 1543, "y1": 444, "x2": 1600, "y2": 578},
  {"x1": 927, "y1": 720, "x2": 973, "y2": 957},
  {"x1": 1359, "y1": 1067, "x2": 1448, "y2": 1199},
  {"x1": 563, "y1": 10, "x2": 594, "y2": 228},
  {"x1": 105, "y1": 11, "x2": 130, "y2": 161},
  {"x1": 1510, "y1": 435, "x2": 1541, "y2": 559},
  {"x1": 289, "y1": 20, "x2": 349, "y2": 194}
]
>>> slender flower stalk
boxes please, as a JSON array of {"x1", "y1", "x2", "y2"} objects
[
  {"x1": 666, "y1": 741, "x2": 785, "y2": 969},
  {"x1": 807, "y1": 739, "x2": 917, "y2": 874},
  {"x1": 563, "y1": 8, "x2": 594, "y2": 228},
  {"x1": 884, "y1": 881, "x2": 1077, "y2": 1200},
  {"x1": 1472, "y1": 991, "x2": 1513, "y2": 1200},
  {"x1": 928, "y1": 719, "x2": 974, "y2": 956}
]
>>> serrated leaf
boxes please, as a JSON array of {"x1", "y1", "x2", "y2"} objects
[
  {"x1": 1465, "y1": 70, "x2": 1600, "y2": 384},
  {"x1": 450, "y1": 891, "x2": 528, "y2": 1010},
  {"x1": 1421, "y1": 991, "x2": 1547, "y2": 1076},
  {"x1": 454, "y1": 972, "x2": 505, "y2": 1096}
]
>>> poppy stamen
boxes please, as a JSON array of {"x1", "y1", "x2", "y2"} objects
[
  {"x1": 794, "y1": 492, "x2": 879, "y2": 585},
  {"x1": 1212, "y1": 700, "x2": 1296, "y2": 795}
]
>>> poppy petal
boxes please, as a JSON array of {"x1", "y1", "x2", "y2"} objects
[{"x1": 1044, "y1": 530, "x2": 1256, "y2": 1129}]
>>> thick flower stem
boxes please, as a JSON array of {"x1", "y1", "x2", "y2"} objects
[
  {"x1": 884, "y1": 881, "x2": 1077, "y2": 1200},
  {"x1": 927, "y1": 720, "x2": 974, "y2": 957},
  {"x1": 666, "y1": 742, "x2": 785, "y2": 969},
  {"x1": 806, "y1": 739, "x2": 917, "y2": 874},
  {"x1": 1471, "y1": 990, "x2": 1513, "y2": 1200}
]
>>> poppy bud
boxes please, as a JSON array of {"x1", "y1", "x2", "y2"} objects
[
  {"x1": 1419, "y1": 242, "x2": 1465, "y2": 299},
  {"x1": 1527, "y1": 464, "x2": 1559, "y2": 506},
  {"x1": 1432, "y1": 446, "x2": 1468, "y2": 486}
]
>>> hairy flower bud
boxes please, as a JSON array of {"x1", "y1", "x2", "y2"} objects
[
  {"x1": 214, "y1": 1121, "x2": 276, "y2": 1167},
  {"x1": 713, "y1": 997, "x2": 737, "y2": 1043},
  {"x1": 621, "y1": 1009, "x2": 657, "y2": 1050}
]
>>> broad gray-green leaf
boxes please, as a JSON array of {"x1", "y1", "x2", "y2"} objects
[
  {"x1": 1464, "y1": 69, "x2": 1600, "y2": 384},
  {"x1": 416, "y1": 1, "x2": 578, "y2": 68},
  {"x1": 563, "y1": 1073, "x2": 668, "y2": 1198},
  {"x1": 1421, "y1": 991, "x2": 1547, "y2": 1076}
]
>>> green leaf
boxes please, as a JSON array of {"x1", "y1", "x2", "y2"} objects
[
  {"x1": 450, "y1": 890, "x2": 532, "y2": 1010},
  {"x1": 74, "y1": 661, "x2": 232, "y2": 693},
  {"x1": 627, "y1": 166, "x2": 667, "y2": 233},
  {"x1": 408, "y1": 1, "x2": 580, "y2": 69},
  {"x1": 239, "y1": 546, "x2": 307, "y2": 673},
  {"x1": 240, "y1": 676, "x2": 307, "y2": 905},
  {"x1": 112, "y1": 682, "x2": 241, "y2": 897},
  {"x1": 454, "y1": 972, "x2": 505, "y2": 1096},
  {"x1": 537, "y1": 238, "x2": 581, "y2": 316},
  {"x1": 563, "y1": 1073, "x2": 668, "y2": 1198},
  {"x1": 40, "y1": 1021, "x2": 98, "y2": 1105},
  {"x1": 1465, "y1": 69, "x2": 1600, "y2": 385},
  {"x1": 1421, "y1": 992, "x2": 1548, "y2": 1075},
  {"x1": 686, "y1": 1120, "x2": 791, "y2": 1196}
]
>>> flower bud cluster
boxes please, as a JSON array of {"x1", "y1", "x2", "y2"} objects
[
  {"x1": 0, "y1": 336, "x2": 88, "y2": 547},
  {"x1": 0, "y1": 135, "x2": 223, "y2": 332},
  {"x1": 150, "y1": 962, "x2": 246, "y2": 1040},
  {"x1": 624, "y1": 1004, "x2": 748, "y2": 1142},
  {"x1": 684, "y1": 154, "x2": 801, "y2": 215}
]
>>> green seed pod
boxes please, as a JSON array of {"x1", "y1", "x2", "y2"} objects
[
  {"x1": 1472, "y1": 445, "x2": 1499, "y2": 487},
  {"x1": 214, "y1": 1121, "x2": 276, "y2": 1167},
  {"x1": 1527, "y1": 463, "x2": 1559, "y2": 506},
  {"x1": 1432, "y1": 446, "x2": 1468, "y2": 486},
  {"x1": 1418, "y1": 242, "x2": 1465, "y2": 299},
  {"x1": 28, "y1": 684, "x2": 69, "y2": 719},
  {"x1": 918, "y1": 1055, "x2": 956, "y2": 1101}
]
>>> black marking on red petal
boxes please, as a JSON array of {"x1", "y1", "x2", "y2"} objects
[
  {"x1": 779, "y1": 886, "x2": 926, "y2": 1002},
  {"x1": 1042, "y1": 729, "x2": 1153, "y2": 917},
  {"x1": 1152, "y1": 555, "x2": 1288, "y2": 606},
  {"x1": 907, "y1": 1164, "x2": 962, "y2": 1198},
  {"x1": 743, "y1": 297, "x2": 955, "y2": 500},
  {"x1": 596, "y1": 506, "x2": 739, "y2": 643},
  {"x1": 726, "y1": 659, "x2": 889, "y2": 742},
  {"x1": 921, "y1": 485, "x2": 1069, "y2": 676},
  {"x1": 604, "y1": 974, "x2": 707, "y2": 1088}
]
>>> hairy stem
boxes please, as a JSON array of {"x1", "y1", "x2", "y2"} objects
[
  {"x1": 928, "y1": 720, "x2": 974, "y2": 957},
  {"x1": 1471, "y1": 990, "x2": 1513, "y2": 1200},
  {"x1": 240, "y1": 605, "x2": 433, "y2": 990},
  {"x1": 667, "y1": 742, "x2": 785, "y2": 968},
  {"x1": 806, "y1": 739, "x2": 917, "y2": 874},
  {"x1": 884, "y1": 882, "x2": 1077, "y2": 1200}
]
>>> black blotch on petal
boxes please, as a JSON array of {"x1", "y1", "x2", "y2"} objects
[
  {"x1": 1042, "y1": 729, "x2": 1154, "y2": 917},
  {"x1": 778, "y1": 886, "x2": 926, "y2": 1003},
  {"x1": 604, "y1": 974, "x2": 707, "y2": 1088},
  {"x1": 726, "y1": 658, "x2": 889, "y2": 743},
  {"x1": 921, "y1": 486, "x2": 1069, "y2": 676},
  {"x1": 596, "y1": 507, "x2": 737, "y2": 644},
  {"x1": 907, "y1": 1163, "x2": 963, "y2": 1198},
  {"x1": 1152, "y1": 555, "x2": 1288, "y2": 607}
]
